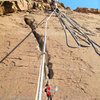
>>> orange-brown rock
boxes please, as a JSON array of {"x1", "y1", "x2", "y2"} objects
[
  {"x1": 75, "y1": 7, "x2": 100, "y2": 14},
  {"x1": 66, "y1": 7, "x2": 71, "y2": 10},
  {"x1": 2, "y1": 1, "x2": 15, "y2": 14},
  {"x1": 0, "y1": 6, "x2": 4, "y2": 15}
]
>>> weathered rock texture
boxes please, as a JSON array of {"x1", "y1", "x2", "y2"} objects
[
  {"x1": 0, "y1": 7, "x2": 100, "y2": 100},
  {"x1": 0, "y1": 0, "x2": 65, "y2": 15},
  {"x1": 0, "y1": 0, "x2": 28, "y2": 15},
  {"x1": 0, "y1": 0, "x2": 34, "y2": 15},
  {"x1": 75, "y1": 7, "x2": 100, "y2": 14}
]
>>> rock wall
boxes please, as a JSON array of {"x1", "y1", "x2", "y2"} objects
[
  {"x1": 0, "y1": 0, "x2": 65, "y2": 15},
  {"x1": 75, "y1": 7, "x2": 100, "y2": 14},
  {"x1": 0, "y1": 0, "x2": 29, "y2": 15}
]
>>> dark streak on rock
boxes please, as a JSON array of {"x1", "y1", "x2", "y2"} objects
[{"x1": 24, "y1": 16, "x2": 54, "y2": 79}]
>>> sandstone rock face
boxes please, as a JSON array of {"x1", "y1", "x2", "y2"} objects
[
  {"x1": 0, "y1": 10, "x2": 100, "y2": 100},
  {"x1": 75, "y1": 7, "x2": 89, "y2": 13},
  {"x1": 2, "y1": 1, "x2": 15, "y2": 14},
  {"x1": 43, "y1": 3, "x2": 50, "y2": 10},
  {"x1": 0, "y1": 0, "x2": 28, "y2": 15},
  {"x1": 0, "y1": 0, "x2": 48, "y2": 15},
  {"x1": 0, "y1": 6, "x2": 4, "y2": 15},
  {"x1": 75, "y1": 7, "x2": 100, "y2": 14},
  {"x1": 15, "y1": 0, "x2": 28, "y2": 10},
  {"x1": 0, "y1": 0, "x2": 65, "y2": 15},
  {"x1": 0, "y1": 0, "x2": 34, "y2": 15},
  {"x1": 66, "y1": 7, "x2": 71, "y2": 11}
]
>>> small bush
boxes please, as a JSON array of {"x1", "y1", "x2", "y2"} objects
[{"x1": 59, "y1": 2, "x2": 65, "y2": 8}]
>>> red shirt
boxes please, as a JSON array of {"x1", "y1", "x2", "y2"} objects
[{"x1": 46, "y1": 86, "x2": 51, "y2": 96}]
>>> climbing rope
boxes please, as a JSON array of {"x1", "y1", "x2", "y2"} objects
[
  {"x1": 58, "y1": 15, "x2": 77, "y2": 48},
  {"x1": 0, "y1": 15, "x2": 48, "y2": 63},
  {"x1": 36, "y1": 8, "x2": 100, "y2": 100},
  {"x1": 35, "y1": 10, "x2": 55, "y2": 100},
  {"x1": 0, "y1": 9, "x2": 55, "y2": 100},
  {"x1": 0, "y1": 6, "x2": 99, "y2": 100},
  {"x1": 54, "y1": 9, "x2": 100, "y2": 55}
]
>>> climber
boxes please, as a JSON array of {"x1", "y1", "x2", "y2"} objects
[
  {"x1": 50, "y1": 0, "x2": 58, "y2": 11},
  {"x1": 45, "y1": 81, "x2": 52, "y2": 100}
]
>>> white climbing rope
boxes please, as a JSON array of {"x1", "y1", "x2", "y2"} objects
[{"x1": 35, "y1": 10, "x2": 55, "y2": 100}]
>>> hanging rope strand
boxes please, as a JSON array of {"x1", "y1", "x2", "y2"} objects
[
  {"x1": 0, "y1": 15, "x2": 49, "y2": 63},
  {"x1": 35, "y1": 10, "x2": 55, "y2": 100},
  {"x1": 55, "y1": 9, "x2": 100, "y2": 55}
]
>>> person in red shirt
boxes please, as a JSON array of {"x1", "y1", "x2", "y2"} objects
[{"x1": 45, "y1": 81, "x2": 52, "y2": 100}]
